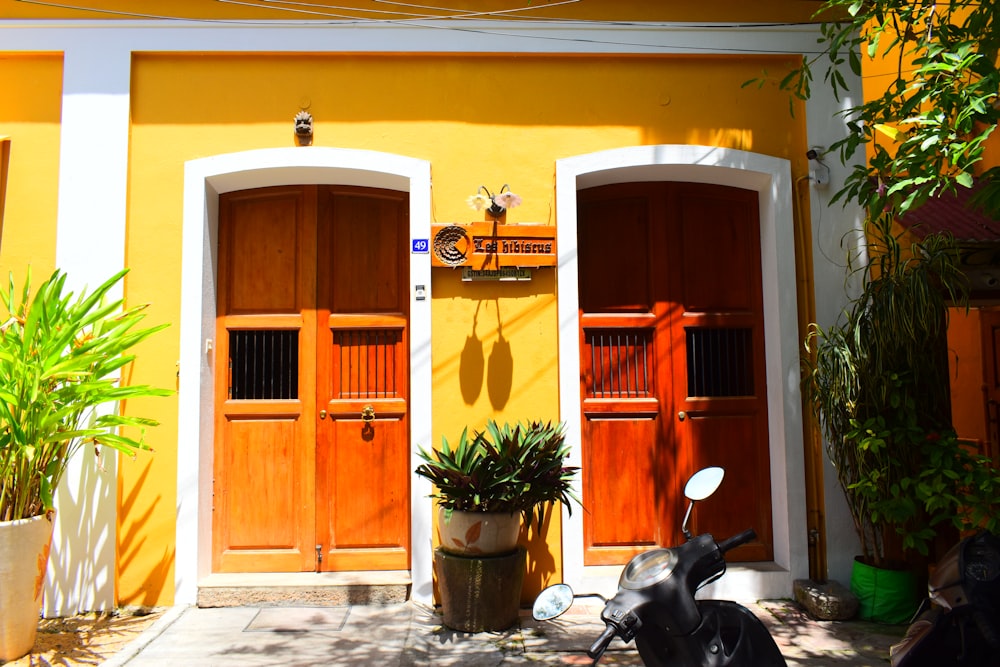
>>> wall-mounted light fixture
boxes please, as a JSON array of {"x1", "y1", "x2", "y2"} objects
[
  {"x1": 294, "y1": 110, "x2": 314, "y2": 146},
  {"x1": 467, "y1": 184, "x2": 522, "y2": 220}
]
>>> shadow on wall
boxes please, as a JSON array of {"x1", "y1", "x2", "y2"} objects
[
  {"x1": 521, "y1": 510, "x2": 558, "y2": 605},
  {"x1": 46, "y1": 445, "x2": 119, "y2": 615},
  {"x1": 118, "y1": 463, "x2": 173, "y2": 607},
  {"x1": 460, "y1": 299, "x2": 515, "y2": 411}
]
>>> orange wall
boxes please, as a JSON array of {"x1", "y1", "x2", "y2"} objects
[
  {"x1": 948, "y1": 308, "x2": 987, "y2": 445},
  {"x1": 0, "y1": 53, "x2": 61, "y2": 284}
]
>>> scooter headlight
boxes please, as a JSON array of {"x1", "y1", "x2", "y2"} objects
[{"x1": 619, "y1": 548, "x2": 677, "y2": 590}]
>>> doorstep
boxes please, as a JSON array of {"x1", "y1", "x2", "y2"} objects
[{"x1": 197, "y1": 571, "x2": 411, "y2": 607}]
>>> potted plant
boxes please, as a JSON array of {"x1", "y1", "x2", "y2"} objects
[
  {"x1": 416, "y1": 418, "x2": 579, "y2": 556},
  {"x1": 804, "y1": 215, "x2": 1000, "y2": 622},
  {"x1": 415, "y1": 418, "x2": 578, "y2": 632},
  {"x1": 0, "y1": 268, "x2": 169, "y2": 661}
]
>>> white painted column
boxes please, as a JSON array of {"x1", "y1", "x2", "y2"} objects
[{"x1": 47, "y1": 39, "x2": 132, "y2": 615}]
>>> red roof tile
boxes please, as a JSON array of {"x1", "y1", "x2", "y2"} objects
[{"x1": 899, "y1": 181, "x2": 1000, "y2": 241}]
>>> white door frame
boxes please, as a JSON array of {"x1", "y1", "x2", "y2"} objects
[
  {"x1": 177, "y1": 147, "x2": 435, "y2": 605},
  {"x1": 555, "y1": 145, "x2": 809, "y2": 601}
]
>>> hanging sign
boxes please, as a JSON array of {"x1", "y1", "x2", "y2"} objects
[
  {"x1": 461, "y1": 267, "x2": 533, "y2": 282},
  {"x1": 430, "y1": 222, "x2": 557, "y2": 269}
]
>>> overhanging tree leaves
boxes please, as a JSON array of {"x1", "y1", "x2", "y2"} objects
[{"x1": 780, "y1": 0, "x2": 1000, "y2": 217}]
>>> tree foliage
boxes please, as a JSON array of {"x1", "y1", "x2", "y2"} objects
[{"x1": 781, "y1": 0, "x2": 1000, "y2": 217}]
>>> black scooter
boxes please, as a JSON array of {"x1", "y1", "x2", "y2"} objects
[
  {"x1": 890, "y1": 530, "x2": 1000, "y2": 666},
  {"x1": 533, "y1": 467, "x2": 786, "y2": 666}
]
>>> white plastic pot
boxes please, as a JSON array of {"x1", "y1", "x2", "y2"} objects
[
  {"x1": 0, "y1": 512, "x2": 54, "y2": 662},
  {"x1": 437, "y1": 507, "x2": 520, "y2": 556}
]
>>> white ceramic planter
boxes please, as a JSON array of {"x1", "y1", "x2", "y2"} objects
[
  {"x1": 437, "y1": 507, "x2": 520, "y2": 556},
  {"x1": 0, "y1": 513, "x2": 55, "y2": 662}
]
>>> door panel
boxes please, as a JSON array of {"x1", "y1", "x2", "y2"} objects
[
  {"x1": 316, "y1": 186, "x2": 410, "y2": 571},
  {"x1": 218, "y1": 415, "x2": 312, "y2": 571},
  {"x1": 214, "y1": 184, "x2": 409, "y2": 574},
  {"x1": 578, "y1": 182, "x2": 772, "y2": 565},
  {"x1": 670, "y1": 184, "x2": 772, "y2": 561},
  {"x1": 214, "y1": 186, "x2": 316, "y2": 573}
]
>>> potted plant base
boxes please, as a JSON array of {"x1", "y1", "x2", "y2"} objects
[
  {"x1": 436, "y1": 546, "x2": 526, "y2": 632},
  {"x1": 850, "y1": 558, "x2": 919, "y2": 624},
  {"x1": 0, "y1": 512, "x2": 54, "y2": 661}
]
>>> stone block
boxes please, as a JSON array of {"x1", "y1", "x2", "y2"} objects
[{"x1": 794, "y1": 578, "x2": 859, "y2": 621}]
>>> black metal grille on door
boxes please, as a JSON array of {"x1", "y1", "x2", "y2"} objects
[
  {"x1": 332, "y1": 328, "x2": 401, "y2": 398},
  {"x1": 228, "y1": 330, "x2": 299, "y2": 400},
  {"x1": 686, "y1": 327, "x2": 753, "y2": 397},
  {"x1": 584, "y1": 329, "x2": 653, "y2": 398}
]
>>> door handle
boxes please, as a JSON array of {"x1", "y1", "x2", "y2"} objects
[
  {"x1": 319, "y1": 410, "x2": 327, "y2": 420},
  {"x1": 678, "y1": 411, "x2": 686, "y2": 421},
  {"x1": 361, "y1": 405, "x2": 375, "y2": 423}
]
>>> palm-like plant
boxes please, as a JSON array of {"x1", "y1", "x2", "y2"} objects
[
  {"x1": 415, "y1": 419, "x2": 579, "y2": 529},
  {"x1": 804, "y1": 215, "x2": 1000, "y2": 565},
  {"x1": 0, "y1": 268, "x2": 170, "y2": 522}
]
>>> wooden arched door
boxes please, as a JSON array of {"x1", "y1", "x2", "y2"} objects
[
  {"x1": 577, "y1": 181, "x2": 773, "y2": 565},
  {"x1": 212, "y1": 184, "x2": 410, "y2": 573}
]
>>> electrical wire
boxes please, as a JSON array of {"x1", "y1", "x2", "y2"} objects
[
  {"x1": 11, "y1": 0, "x2": 834, "y2": 55},
  {"x1": 245, "y1": 0, "x2": 583, "y2": 21}
]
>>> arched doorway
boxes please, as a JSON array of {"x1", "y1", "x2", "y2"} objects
[
  {"x1": 556, "y1": 145, "x2": 807, "y2": 600},
  {"x1": 177, "y1": 148, "x2": 435, "y2": 605}
]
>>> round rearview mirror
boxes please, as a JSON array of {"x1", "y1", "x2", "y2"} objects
[
  {"x1": 684, "y1": 467, "x2": 725, "y2": 502},
  {"x1": 532, "y1": 583, "x2": 575, "y2": 621}
]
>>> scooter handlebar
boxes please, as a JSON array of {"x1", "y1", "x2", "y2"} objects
[
  {"x1": 587, "y1": 624, "x2": 617, "y2": 661},
  {"x1": 718, "y1": 528, "x2": 756, "y2": 554}
]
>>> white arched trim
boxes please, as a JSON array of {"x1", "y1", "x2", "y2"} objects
[
  {"x1": 556, "y1": 145, "x2": 809, "y2": 601},
  {"x1": 176, "y1": 147, "x2": 434, "y2": 605}
]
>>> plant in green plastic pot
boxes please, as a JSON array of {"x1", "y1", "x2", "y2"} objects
[
  {"x1": 0, "y1": 268, "x2": 170, "y2": 661},
  {"x1": 804, "y1": 216, "x2": 1000, "y2": 621}
]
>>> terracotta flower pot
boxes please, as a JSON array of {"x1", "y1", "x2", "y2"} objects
[
  {"x1": 0, "y1": 512, "x2": 55, "y2": 662},
  {"x1": 437, "y1": 507, "x2": 520, "y2": 556}
]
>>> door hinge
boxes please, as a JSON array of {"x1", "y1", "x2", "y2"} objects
[{"x1": 315, "y1": 544, "x2": 323, "y2": 573}]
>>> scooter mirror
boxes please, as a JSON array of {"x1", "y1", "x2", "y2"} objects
[
  {"x1": 684, "y1": 466, "x2": 725, "y2": 502},
  {"x1": 532, "y1": 583, "x2": 575, "y2": 621}
]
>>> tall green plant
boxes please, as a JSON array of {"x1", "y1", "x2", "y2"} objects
[
  {"x1": 804, "y1": 216, "x2": 1000, "y2": 565},
  {"x1": 0, "y1": 268, "x2": 170, "y2": 521}
]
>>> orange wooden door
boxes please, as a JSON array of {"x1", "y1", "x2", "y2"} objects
[
  {"x1": 980, "y1": 309, "x2": 1000, "y2": 465},
  {"x1": 577, "y1": 182, "x2": 772, "y2": 566},
  {"x1": 315, "y1": 186, "x2": 410, "y2": 571},
  {"x1": 214, "y1": 185, "x2": 409, "y2": 574}
]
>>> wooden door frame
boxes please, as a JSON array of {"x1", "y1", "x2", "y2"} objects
[
  {"x1": 176, "y1": 147, "x2": 435, "y2": 606},
  {"x1": 556, "y1": 145, "x2": 808, "y2": 601}
]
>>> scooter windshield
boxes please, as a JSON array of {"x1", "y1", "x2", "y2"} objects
[{"x1": 620, "y1": 548, "x2": 677, "y2": 590}]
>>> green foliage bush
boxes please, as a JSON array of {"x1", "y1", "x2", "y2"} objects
[
  {"x1": 415, "y1": 419, "x2": 579, "y2": 530},
  {"x1": 0, "y1": 269, "x2": 170, "y2": 521}
]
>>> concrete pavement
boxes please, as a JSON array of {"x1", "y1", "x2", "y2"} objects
[{"x1": 107, "y1": 599, "x2": 906, "y2": 666}]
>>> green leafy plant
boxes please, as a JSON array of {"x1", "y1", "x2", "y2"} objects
[
  {"x1": 844, "y1": 414, "x2": 1000, "y2": 559},
  {"x1": 0, "y1": 268, "x2": 171, "y2": 522},
  {"x1": 802, "y1": 215, "x2": 1000, "y2": 566},
  {"x1": 759, "y1": 0, "x2": 1000, "y2": 218},
  {"x1": 415, "y1": 419, "x2": 580, "y2": 530}
]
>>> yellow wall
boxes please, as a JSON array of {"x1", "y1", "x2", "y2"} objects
[
  {"x1": 119, "y1": 52, "x2": 809, "y2": 605},
  {"x1": 0, "y1": 53, "x2": 61, "y2": 285}
]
